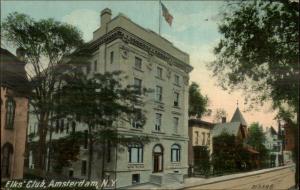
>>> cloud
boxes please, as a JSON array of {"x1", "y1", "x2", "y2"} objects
[{"x1": 62, "y1": 9, "x2": 99, "y2": 42}]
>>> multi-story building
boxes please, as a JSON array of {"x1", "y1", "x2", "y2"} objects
[
  {"x1": 264, "y1": 126, "x2": 283, "y2": 167},
  {"x1": 188, "y1": 119, "x2": 213, "y2": 175},
  {"x1": 1, "y1": 48, "x2": 30, "y2": 181},
  {"x1": 282, "y1": 122, "x2": 296, "y2": 164},
  {"x1": 28, "y1": 8, "x2": 192, "y2": 188}
]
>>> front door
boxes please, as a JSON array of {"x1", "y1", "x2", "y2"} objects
[{"x1": 153, "y1": 145, "x2": 163, "y2": 173}]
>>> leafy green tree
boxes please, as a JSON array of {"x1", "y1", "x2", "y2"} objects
[
  {"x1": 212, "y1": 132, "x2": 252, "y2": 174},
  {"x1": 194, "y1": 146, "x2": 210, "y2": 177},
  {"x1": 209, "y1": 0, "x2": 299, "y2": 185},
  {"x1": 247, "y1": 125, "x2": 270, "y2": 167},
  {"x1": 1, "y1": 12, "x2": 84, "y2": 171},
  {"x1": 189, "y1": 82, "x2": 209, "y2": 118},
  {"x1": 56, "y1": 69, "x2": 151, "y2": 180}
]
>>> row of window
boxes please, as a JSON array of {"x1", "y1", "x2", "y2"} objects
[
  {"x1": 195, "y1": 131, "x2": 211, "y2": 146},
  {"x1": 80, "y1": 144, "x2": 181, "y2": 176},
  {"x1": 86, "y1": 51, "x2": 115, "y2": 74},
  {"x1": 134, "y1": 56, "x2": 181, "y2": 86},
  {"x1": 128, "y1": 144, "x2": 181, "y2": 163},
  {"x1": 134, "y1": 77, "x2": 180, "y2": 107}
]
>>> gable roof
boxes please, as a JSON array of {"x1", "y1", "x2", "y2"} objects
[
  {"x1": 212, "y1": 121, "x2": 241, "y2": 137},
  {"x1": 230, "y1": 107, "x2": 247, "y2": 126},
  {"x1": 0, "y1": 48, "x2": 30, "y2": 95}
]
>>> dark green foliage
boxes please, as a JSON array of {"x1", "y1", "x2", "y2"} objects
[
  {"x1": 208, "y1": 1, "x2": 299, "y2": 113},
  {"x1": 51, "y1": 132, "x2": 82, "y2": 173},
  {"x1": 194, "y1": 146, "x2": 210, "y2": 177},
  {"x1": 55, "y1": 69, "x2": 152, "y2": 179},
  {"x1": 247, "y1": 123, "x2": 269, "y2": 168},
  {"x1": 1, "y1": 12, "x2": 84, "y2": 170},
  {"x1": 212, "y1": 132, "x2": 251, "y2": 174},
  {"x1": 188, "y1": 82, "x2": 209, "y2": 118}
]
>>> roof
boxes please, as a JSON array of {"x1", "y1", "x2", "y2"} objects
[
  {"x1": 189, "y1": 119, "x2": 214, "y2": 128},
  {"x1": 0, "y1": 48, "x2": 30, "y2": 95},
  {"x1": 212, "y1": 121, "x2": 241, "y2": 137},
  {"x1": 230, "y1": 107, "x2": 247, "y2": 126}
]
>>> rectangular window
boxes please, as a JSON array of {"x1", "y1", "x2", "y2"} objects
[
  {"x1": 94, "y1": 60, "x2": 97, "y2": 72},
  {"x1": 135, "y1": 57, "x2": 142, "y2": 70},
  {"x1": 132, "y1": 109, "x2": 143, "y2": 129},
  {"x1": 81, "y1": 160, "x2": 87, "y2": 176},
  {"x1": 171, "y1": 145, "x2": 180, "y2": 162},
  {"x1": 173, "y1": 117, "x2": 179, "y2": 134},
  {"x1": 174, "y1": 75, "x2": 180, "y2": 85},
  {"x1": 84, "y1": 130, "x2": 88, "y2": 149},
  {"x1": 156, "y1": 67, "x2": 163, "y2": 79},
  {"x1": 195, "y1": 131, "x2": 199, "y2": 145},
  {"x1": 202, "y1": 132, "x2": 206, "y2": 145},
  {"x1": 55, "y1": 120, "x2": 59, "y2": 133},
  {"x1": 72, "y1": 121, "x2": 76, "y2": 133},
  {"x1": 132, "y1": 174, "x2": 140, "y2": 184},
  {"x1": 110, "y1": 51, "x2": 114, "y2": 64},
  {"x1": 134, "y1": 78, "x2": 142, "y2": 95},
  {"x1": 207, "y1": 133, "x2": 210, "y2": 145},
  {"x1": 128, "y1": 145, "x2": 143, "y2": 163},
  {"x1": 155, "y1": 113, "x2": 162, "y2": 131},
  {"x1": 155, "y1": 86, "x2": 162, "y2": 102},
  {"x1": 174, "y1": 92, "x2": 179, "y2": 107},
  {"x1": 66, "y1": 122, "x2": 69, "y2": 133},
  {"x1": 60, "y1": 119, "x2": 64, "y2": 133}
]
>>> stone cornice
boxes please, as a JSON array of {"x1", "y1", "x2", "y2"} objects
[{"x1": 86, "y1": 27, "x2": 193, "y2": 73}]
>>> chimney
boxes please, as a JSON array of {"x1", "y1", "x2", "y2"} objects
[
  {"x1": 221, "y1": 117, "x2": 226, "y2": 123},
  {"x1": 101, "y1": 8, "x2": 112, "y2": 27},
  {"x1": 16, "y1": 47, "x2": 25, "y2": 62}
]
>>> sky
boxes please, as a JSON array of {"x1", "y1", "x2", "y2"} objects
[{"x1": 1, "y1": 0, "x2": 279, "y2": 130}]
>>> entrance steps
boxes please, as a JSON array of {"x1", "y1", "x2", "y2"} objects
[{"x1": 149, "y1": 173, "x2": 184, "y2": 187}]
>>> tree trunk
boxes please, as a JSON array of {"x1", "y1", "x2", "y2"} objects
[
  {"x1": 295, "y1": 110, "x2": 299, "y2": 188},
  {"x1": 36, "y1": 112, "x2": 49, "y2": 174},
  {"x1": 101, "y1": 140, "x2": 106, "y2": 181},
  {"x1": 87, "y1": 125, "x2": 93, "y2": 180}
]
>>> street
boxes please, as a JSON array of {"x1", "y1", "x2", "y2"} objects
[{"x1": 185, "y1": 166, "x2": 295, "y2": 190}]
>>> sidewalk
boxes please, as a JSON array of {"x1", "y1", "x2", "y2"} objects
[
  {"x1": 184, "y1": 164, "x2": 295, "y2": 189},
  {"x1": 127, "y1": 164, "x2": 294, "y2": 190}
]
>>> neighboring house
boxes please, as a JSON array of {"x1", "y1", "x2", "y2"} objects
[
  {"x1": 282, "y1": 122, "x2": 295, "y2": 164},
  {"x1": 212, "y1": 107, "x2": 259, "y2": 168},
  {"x1": 28, "y1": 8, "x2": 192, "y2": 188},
  {"x1": 264, "y1": 126, "x2": 283, "y2": 167},
  {"x1": 1, "y1": 48, "x2": 30, "y2": 181},
  {"x1": 188, "y1": 119, "x2": 213, "y2": 173}
]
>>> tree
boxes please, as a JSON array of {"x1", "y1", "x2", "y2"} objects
[
  {"x1": 1, "y1": 12, "x2": 84, "y2": 172},
  {"x1": 209, "y1": 0, "x2": 299, "y2": 186},
  {"x1": 247, "y1": 122, "x2": 269, "y2": 168},
  {"x1": 194, "y1": 146, "x2": 210, "y2": 177},
  {"x1": 56, "y1": 69, "x2": 151, "y2": 180},
  {"x1": 189, "y1": 82, "x2": 209, "y2": 118},
  {"x1": 212, "y1": 132, "x2": 251, "y2": 174},
  {"x1": 212, "y1": 108, "x2": 228, "y2": 123}
]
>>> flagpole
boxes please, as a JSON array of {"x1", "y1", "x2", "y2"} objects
[{"x1": 159, "y1": 0, "x2": 161, "y2": 35}]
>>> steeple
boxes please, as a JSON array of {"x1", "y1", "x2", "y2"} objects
[{"x1": 230, "y1": 107, "x2": 247, "y2": 126}]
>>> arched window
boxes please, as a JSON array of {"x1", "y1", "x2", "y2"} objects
[
  {"x1": 128, "y1": 144, "x2": 143, "y2": 163},
  {"x1": 1, "y1": 143, "x2": 14, "y2": 177},
  {"x1": 171, "y1": 144, "x2": 180, "y2": 162},
  {"x1": 5, "y1": 97, "x2": 16, "y2": 129}
]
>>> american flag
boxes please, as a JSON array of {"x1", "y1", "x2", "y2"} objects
[{"x1": 161, "y1": 2, "x2": 173, "y2": 26}]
